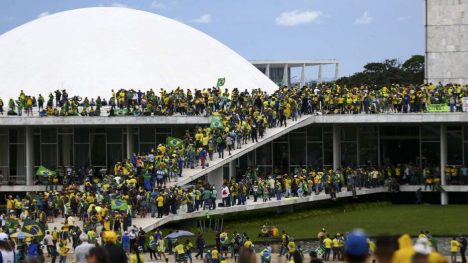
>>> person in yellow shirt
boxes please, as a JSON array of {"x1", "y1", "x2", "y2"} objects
[
  {"x1": 157, "y1": 195, "x2": 164, "y2": 218},
  {"x1": 323, "y1": 235, "x2": 333, "y2": 261},
  {"x1": 332, "y1": 235, "x2": 341, "y2": 261},
  {"x1": 243, "y1": 237, "x2": 253, "y2": 248},
  {"x1": 59, "y1": 240, "x2": 69, "y2": 263},
  {"x1": 211, "y1": 246, "x2": 219, "y2": 262},
  {"x1": 450, "y1": 237, "x2": 460, "y2": 263}
]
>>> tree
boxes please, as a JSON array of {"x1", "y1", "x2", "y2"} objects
[{"x1": 336, "y1": 55, "x2": 425, "y2": 86}]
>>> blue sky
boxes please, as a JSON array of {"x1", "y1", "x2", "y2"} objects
[{"x1": 0, "y1": 0, "x2": 425, "y2": 78}]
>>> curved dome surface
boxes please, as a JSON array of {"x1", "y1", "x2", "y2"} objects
[{"x1": 0, "y1": 7, "x2": 277, "y2": 99}]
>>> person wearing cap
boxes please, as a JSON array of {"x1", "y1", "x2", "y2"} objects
[
  {"x1": 74, "y1": 233, "x2": 95, "y2": 263},
  {"x1": 0, "y1": 233, "x2": 15, "y2": 263},
  {"x1": 344, "y1": 230, "x2": 369, "y2": 263}
]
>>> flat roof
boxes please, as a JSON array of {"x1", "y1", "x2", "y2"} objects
[
  {"x1": 1, "y1": 113, "x2": 468, "y2": 126},
  {"x1": 250, "y1": 59, "x2": 339, "y2": 67}
]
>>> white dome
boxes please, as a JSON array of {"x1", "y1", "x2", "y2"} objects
[{"x1": 0, "y1": 7, "x2": 277, "y2": 99}]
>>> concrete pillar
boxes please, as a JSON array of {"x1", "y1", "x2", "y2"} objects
[
  {"x1": 207, "y1": 167, "x2": 224, "y2": 200},
  {"x1": 25, "y1": 127, "x2": 34, "y2": 186},
  {"x1": 229, "y1": 160, "x2": 236, "y2": 181},
  {"x1": 265, "y1": 64, "x2": 270, "y2": 78},
  {"x1": 300, "y1": 64, "x2": 306, "y2": 87},
  {"x1": 126, "y1": 125, "x2": 134, "y2": 159},
  {"x1": 334, "y1": 63, "x2": 340, "y2": 81},
  {"x1": 333, "y1": 125, "x2": 341, "y2": 170},
  {"x1": 318, "y1": 64, "x2": 323, "y2": 83},
  {"x1": 282, "y1": 64, "x2": 289, "y2": 87},
  {"x1": 440, "y1": 124, "x2": 448, "y2": 205}
]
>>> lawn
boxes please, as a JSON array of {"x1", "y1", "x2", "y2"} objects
[{"x1": 153, "y1": 202, "x2": 468, "y2": 245}]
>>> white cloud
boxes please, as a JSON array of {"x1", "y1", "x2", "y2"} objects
[
  {"x1": 37, "y1": 11, "x2": 50, "y2": 18},
  {"x1": 150, "y1": 0, "x2": 167, "y2": 9},
  {"x1": 355, "y1": 11, "x2": 373, "y2": 25},
  {"x1": 111, "y1": 3, "x2": 128, "y2": 8},
  {"x1": 191, "y1": 14, "x2": 212, "y2": 24},
  {"x1": 275, "y1": 10, "x2": 322, "y2": 26}
]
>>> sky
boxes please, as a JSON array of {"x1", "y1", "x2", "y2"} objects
[{"x1": 0, "y1": 0, "x2": 425, "y2": 79}]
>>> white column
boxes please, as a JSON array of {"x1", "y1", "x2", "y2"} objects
[
  {"x1": 318, "y1": 64, "x2": 323, "y2": 83},
  {"x1": 207, "y1": 167, "x2": 224, "y2": 199},
  {"x1": 25, "y1": 127, "x2": 34, "y2": 186},
  {"x1": 440, "y1": 124, "x2": 448, "y2": 205},
  {"x1": 126, "y1": 125, "x2": 134, "y2": 159},
  {"x1": 282, "y1": 64, "x2": 289, "y2": 87},
  {"x1": 265, "y1": 64, "x2": 270, "y2": 78},
  {"x1": 334, "y1": 63, "x2": 340, "y2": 81},
  {"x1": 300, "y1": 64, "x2": 306, "y2": 87},
  {"x1": 229, "y1": 160, "x2": 236, "y2": 181},
  {"x1": 333, "y1": 125, "x2": 341, "y2": 170}
]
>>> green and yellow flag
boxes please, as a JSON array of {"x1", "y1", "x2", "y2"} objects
[
  {"x1": 111, "y1": 199, "x2": 129, "y2": 211},
  {"x1": 5, "y1": 218, "x2": 19, "y2": 234},
  {"x1": 216, "y1": 77, "x2": 226, "y2": 87},
  {"x1": 166, "y1": 137, "x2": 184, "y2": 148},
  {"x1": 21, "y1": 219, "x2": 45, "y2": 239},
  {"x1": 210, "y1": 116, "x2": 224, "y2": 129}
]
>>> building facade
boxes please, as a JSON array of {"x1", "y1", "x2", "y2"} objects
[
  {"x1": 1, "y1": 115, "x2": 467, "y2": 191},
  {"x1": 425, "y1": 0, "x2": 468, "y2": 84}
]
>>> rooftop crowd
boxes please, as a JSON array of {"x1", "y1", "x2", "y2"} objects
[{"x1": 1, "y1": 82, "x2": 468, "y2": 117}]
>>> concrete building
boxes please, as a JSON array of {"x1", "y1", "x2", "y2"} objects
[
  {"x1": 425, "y1": 0, "x2": 468, "y2": 84},
  {"x1": 251, "y1": 60, "x2": 340, "y2": 87}
]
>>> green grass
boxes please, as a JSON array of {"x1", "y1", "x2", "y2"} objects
[{"x1": 151, "y1": 203, "x2": 468, "y2": 245}]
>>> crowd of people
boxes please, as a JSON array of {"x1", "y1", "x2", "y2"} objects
[{"x1": 1, "y1": 83, "x2": 468, "y2": 117}]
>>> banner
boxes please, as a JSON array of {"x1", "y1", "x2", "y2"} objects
[
  {"x1": 216, "y1": 77, "x2": 225, "y2": 87},
  {"x1": 22, "y1": 219, "x2": 46, "y2": 240},
  {"x1": 111, "y1": 199, "x2": 129, "y2": 211},
  {"x1": 166, "y1": 137, "x2": 183, "y2": 148},
  {"x1": 463, "y1": 97, "x2": 468, "y2": 112},
  {"x1": 210, "y1": 116, "x2": 224, "y2": 129},
  {"x1": 427, "y1": 104, "x2": 449, "y2": 112}
]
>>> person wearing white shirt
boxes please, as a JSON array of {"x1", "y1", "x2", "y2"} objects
[{"x1": 74, "y1": 233, "x2": 95, "y2": 263}]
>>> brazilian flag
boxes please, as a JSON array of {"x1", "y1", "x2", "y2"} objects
[
  {"x1": 210, "y1": 116, "x2": 224, "y2": 129},
  {"x1": 166, "y1": 137, "x2": 183, "y2": 148},
  {"x1": 111, "y1": 199, "x2": 129, "y2": 211},
  {"x1": 6, "y1": 218, "x2": 19, "y2": 234},
  {"x1": 216, "y1": 77, "x2": 225, "y2": 87},
  {"x1": 21, "y1": 219, "x2": 45, "y2": 240}
]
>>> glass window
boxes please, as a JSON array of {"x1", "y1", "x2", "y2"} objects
[
  {"x1": 107, "y1": 144, "x2": 123, "y2": 167},
  {"x1": 381, "y1": 126, "x2": 419, "y2": 137},
  {"x1": 341, "y1": 142, "x2": 357, "y2": 167},
  {"x1": 74, "y1": 128, "x2": 89, "y2": 143},
  {"x1": 421, "y1": 142, "x2": 440, "y2": 168},
  {"x1": 41, "y1": 144, "x2": 57, "y2": 169},
  {"x1": 239, "y1": 152, "x2": 255, "y2": 169},
  {"x1": 156, "y1": 134, "x2": 169, "y2": 145},
  {"x1": 58, "y1": 128, "x2": 72, "y2": 134},
  {"x1": 256, "y1": 142, "x2": 272, "y2": 165},
  {"x1": 323, "y1": 130, "x2": 333, "y2": 165},
  {"x1": 257, "y1": 166, "x2": 272, "y2": 177},
  {"x1": 274, "y1": 134, "x2": 289, "y2": 142},
  {"x1": 273, "y1": 143, "x2": 289, "y2": 172},
  {"x1": 74, "y1": 144, "x2": 89, "y2": 168},
  {"x1": 107, "y1": 128, "x2": 122, "y2": 143},
  {"x1": 156, "y1": 128, "x2": 172, "y2": 134},
  {"x1": 307, "y1": 126, "x2": 322, "y2": 141},
  {"x1": 41, "y1": 128, "x2": 57, "y2": 143},
  {"x1": 9, "y1": 128, "x2": 25, "y2": 143},
  {"x1": 33, "y1": 135, "x2": 41, "y2": 166},
  {"x1": 139, "y1": 144, "x2": 154, "y2": 155},
  {"x1": 9, "y1": 144, "x2": 25, "y2": 177},
  {"x1": 341, "y1": 127, "x2": 357, "y2": 141},
  {"x1": 447, "y1": 126, "x2": 463, "y2": 165},
  {"x1": 290, "y1": 133, "x2": 306, "y2": 166},
  {"x1": 0, "y1": 134, "x2": 8, "y2": 167},
  {"x1": 421, "y1": 125, "x2": 440, "y2": 141},
  {"x1": 359, "y1": 127, "x2": 378, "y2": 166},
  {"x1": 140, "y1": 128, "x2": 155, "y2": 143},
  {"x1": 307, "y1": 142, "x2": 323, "y2": 168},
  {"x1": 58, "y1": 134, "x2": 73, "y2": 167},
  {"x1": 90, "y1": 134, "x2": 106, "y2": 166}
]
